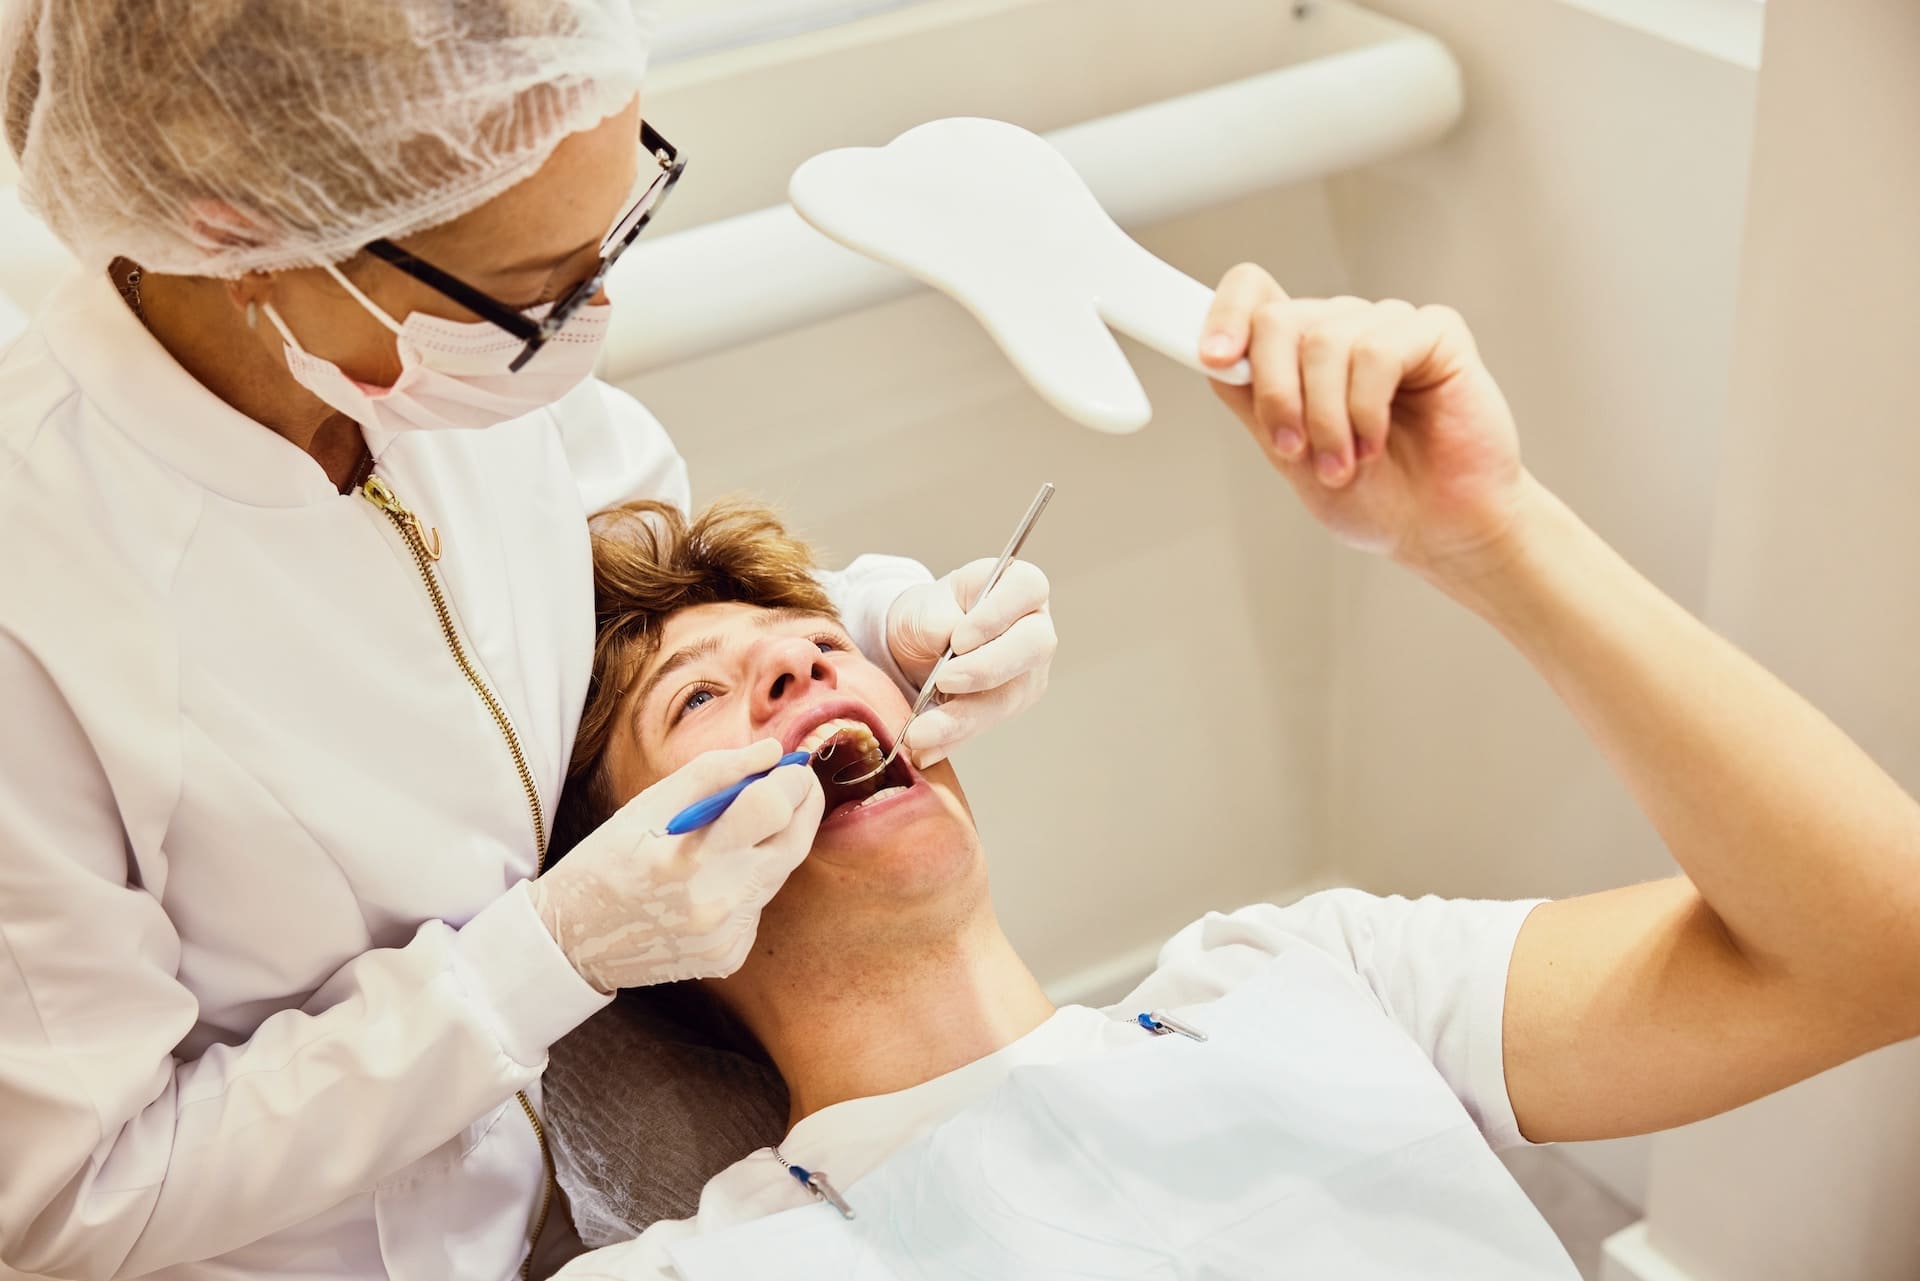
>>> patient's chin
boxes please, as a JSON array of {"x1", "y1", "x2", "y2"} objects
[
  {"x1": 796, "y1": 775, "x2": 979, "y2": 897},
  {"x1": 748, "y1": 804, "x2": 984, "y2": 977}
]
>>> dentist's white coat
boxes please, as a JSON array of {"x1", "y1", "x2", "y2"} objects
[{"x1": 0, "y1": 276, "x2": 930, "y2": 1281}]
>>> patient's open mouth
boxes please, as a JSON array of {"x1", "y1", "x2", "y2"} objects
[{"x1": 795, "y1": 717, "x2": 915, "y2": 821}]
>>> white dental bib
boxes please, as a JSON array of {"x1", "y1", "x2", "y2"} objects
[{"x1": 667, "y1": 948, "x2": 1578, "y2": 1280}]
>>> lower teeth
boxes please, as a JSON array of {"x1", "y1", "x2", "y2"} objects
[{"x1": 855, "y1": 785, "x2": 907, "y2": 809}]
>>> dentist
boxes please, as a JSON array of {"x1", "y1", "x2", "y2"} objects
[{"x1": 0, "y1": 3, "x2": 1054, "y2": 1279}]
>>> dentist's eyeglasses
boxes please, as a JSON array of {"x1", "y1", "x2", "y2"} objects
[{"x1": 361, "y1": 120, "x2": 686, "y2": 372}]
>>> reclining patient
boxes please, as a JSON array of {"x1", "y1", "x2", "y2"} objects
[
  {"x1": 549, "y1": 287, "x2": 1920, "y2": 1279},
  {"x1": 547, "y1": 496, "x2": 1573, "y2": 1278}
]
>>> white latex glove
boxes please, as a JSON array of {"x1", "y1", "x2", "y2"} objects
[
  {"x1": 886, "y1": 558, "x2": 1056, "y2": 768},
  {"x1": 529, "y1": 740, "x2": 824, "y2": 993}
]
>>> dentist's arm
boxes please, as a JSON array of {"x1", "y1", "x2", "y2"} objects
[
  {"x1": 1201, "y1": 269, "x2": 1920, "y2": 1143},
  {"x1": 0, "y1": 641, "x2": 609, "y2": 1279}
]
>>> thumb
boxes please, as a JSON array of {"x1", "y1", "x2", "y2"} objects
[
  {"x1": 892, "y1": 580, "x2": 965, "y2": 666},
  {"x1": 940, "y1": 558, "x2": 1003, "y2": 613}
]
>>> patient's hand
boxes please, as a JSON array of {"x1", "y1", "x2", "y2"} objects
[{"x1": 1200, "y1": 267, "x2": 1535, "y2": 585}]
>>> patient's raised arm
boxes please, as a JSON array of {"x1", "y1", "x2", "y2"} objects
[{"x1": 1199, "y1": 268, "x2": 1920, "y2": 1143}]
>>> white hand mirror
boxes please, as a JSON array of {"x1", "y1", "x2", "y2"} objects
[{"x1": 789, "y1": 117, "x2": 1252, "y2": 434}]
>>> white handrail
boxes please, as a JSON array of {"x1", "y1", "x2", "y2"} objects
[{"x1": 601, "y1": 30, "x2": 1462, "y2": 379}]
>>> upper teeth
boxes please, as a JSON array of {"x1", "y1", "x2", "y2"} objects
[{"x1": 798, "y1": 717, "x2": 881, "y2": 758}]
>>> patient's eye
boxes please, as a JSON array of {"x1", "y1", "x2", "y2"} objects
[
  {"x1": 811, "y1": 632, "x2": 849, "y2": 655},
  {"x1": 676, "y1": 686, "x2": 719, "y2": 720}
]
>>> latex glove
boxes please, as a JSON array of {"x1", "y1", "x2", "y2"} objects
[
  {"x1": 1199, "y1": 266, "x2": 1528, "y2": 584},
  {"x1": 529, "y1": 740, "x2": 824, "y2": 992},
  {"x1": 886, "y1": 558, "x2": 1056, "y2": 768}
]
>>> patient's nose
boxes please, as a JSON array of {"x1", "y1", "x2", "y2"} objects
[{"x1": 753, "y1": 635, "x2": 837, "y2": 721}]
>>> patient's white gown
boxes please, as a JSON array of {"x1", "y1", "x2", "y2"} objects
[{"x1": 555, "y1": 889, "x2": 1581, "y2": 1280}]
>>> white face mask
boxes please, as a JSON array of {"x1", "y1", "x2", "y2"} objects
[{"x1": 263, "y1": 262, "x2": 610, "y2": 440}]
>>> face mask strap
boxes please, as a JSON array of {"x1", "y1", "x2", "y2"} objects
[
  {"x1": 323, "y1": 261, "x2": 406, "y2": 336},
  {"x1": 259, "y1": 261, "x2": 405, "y2": 359},
  {"x1": 259, "y1": 300, "x2": 304, "y2": 352}
]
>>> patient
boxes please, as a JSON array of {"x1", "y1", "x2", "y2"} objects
[
  {"x1": 544, "y1": 500, "x2": 1572, "y2": 1279},
  {"x1": 549, "y1": 288, "x2": 1920, "y2": 1278}
]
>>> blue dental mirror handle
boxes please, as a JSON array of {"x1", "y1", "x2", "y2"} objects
[{"x1": 664, "y1": 751, "x2": 813, "y2": 836}]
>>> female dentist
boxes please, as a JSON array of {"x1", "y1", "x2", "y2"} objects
[{"x1": 0, "y1": 3, "x2": 1054, "y2": 1279}]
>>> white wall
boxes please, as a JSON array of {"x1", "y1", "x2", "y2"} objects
[
  {"x1": 1314, "y1": 0, "x2": 1761, "y2": 1208},
  {"x1": 648, "y1": 0, "x2": 932, "y2": 64},
  {"x1": 1623, "y1": 0, "x2": 1920, "y2": 1276},
  {"x1": 1321, "y1": 0, "x2": 1757, "y2": 942}
]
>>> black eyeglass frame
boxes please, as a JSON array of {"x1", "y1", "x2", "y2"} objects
[{"x1": 363, "y1": 120, "x2": 685, "y2": 373}]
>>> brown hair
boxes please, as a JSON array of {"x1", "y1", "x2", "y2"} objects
[{"x1": 549, "y1": 498, "x2": 835, "y2": 862}]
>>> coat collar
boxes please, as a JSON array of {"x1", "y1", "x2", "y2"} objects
[{"x1": 37, "y1": 270, "x2": 347, "y2": 508}]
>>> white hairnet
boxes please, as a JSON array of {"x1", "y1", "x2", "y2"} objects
[{"x1": 2, "y1": 1, "x2": 658, "y2": 277}]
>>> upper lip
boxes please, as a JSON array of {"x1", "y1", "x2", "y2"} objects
[{"x1": 779, "y1": 698, "x2": 898, "y2": 759}]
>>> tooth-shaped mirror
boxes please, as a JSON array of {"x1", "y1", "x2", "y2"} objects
[{"x1": 789, "y1": 117, "x2": 1252, "y2": 435}]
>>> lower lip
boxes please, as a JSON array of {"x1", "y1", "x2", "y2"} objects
[{"x1": 819, "y1": 775, "x2": 933, "y2": 831}]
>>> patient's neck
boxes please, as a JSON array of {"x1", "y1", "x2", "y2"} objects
[{"x1": 725, "y1": 907, "x2": 1053, "y2": 1126}]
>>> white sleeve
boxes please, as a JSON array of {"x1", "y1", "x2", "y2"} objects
[
  {"x1": 553, "y1": 377, "x2": 692, "y2": 517},
  {"x1": 1136, "y1": 889, "x2": 1544, "y2": 1149},
  {"x1": 814, "y1": 554, "x2": 935, "y2": 694},
  {"x1": 0, "y1": 637, "x2": 610, "y2": 1280},
  {"x1": 548, "y1": 378, "x2": 931, "y2": 689}
]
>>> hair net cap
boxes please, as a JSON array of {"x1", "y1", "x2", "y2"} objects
[{"x1": 3, "y1": 1, "x2": 659, "y2": 277}]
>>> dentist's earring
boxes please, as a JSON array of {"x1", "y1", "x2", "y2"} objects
[{"x1": 246, "y1": 301, "x2": 258, "y2": 331}]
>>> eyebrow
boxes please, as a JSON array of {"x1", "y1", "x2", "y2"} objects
[
  {"x1": 632, "y1": 635, "x2": 723, "y2": 720},
  {"x1": 753, "y1": 607, "x2": 843, "y2": 632},
  {"x1": 632, "y1": 610, "x2": 847, "y2": 724}
]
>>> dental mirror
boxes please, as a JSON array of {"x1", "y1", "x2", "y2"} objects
[{"x1": 788, "y1": 117, "x2": 1252, "y2": 435}]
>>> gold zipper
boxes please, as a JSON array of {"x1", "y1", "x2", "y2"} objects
[{"x1": 361, "y1": 474, "x2": 555, "y2": 1280}]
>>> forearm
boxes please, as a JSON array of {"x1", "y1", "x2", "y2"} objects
[
  {"x1": 4, "y1": 883, "x2": 604, "y2": 1278},
  {"x1": 1440, "y1": 476, "x2": 1920, "y2": 1020}
]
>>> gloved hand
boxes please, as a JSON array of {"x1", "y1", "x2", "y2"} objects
[
  {"x1": 529, "y1": 740, "x2": 824, "y2": 993},
  {"x1": 885, "y1": 559, "x2": 1057, "y2": 768}
]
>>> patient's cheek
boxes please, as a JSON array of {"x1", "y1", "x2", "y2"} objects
[{"x1": 927, "y1": 764, "x2": 970, "y2": 816}]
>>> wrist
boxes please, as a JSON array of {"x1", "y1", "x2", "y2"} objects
[
  {"x1": 452, "y1": 881, "x2": 612, "y2": 1064},
  {"x1": 525, "y1": 877, "x2": 615, "y2": 996},
  {"x1": 1409, "y1": 474, "x2": 1569, "y2": 610}
]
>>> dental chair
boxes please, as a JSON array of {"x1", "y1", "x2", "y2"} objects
[{"x1": 544, "y1": 988, "x2": 790, "y2": 1247}]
